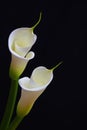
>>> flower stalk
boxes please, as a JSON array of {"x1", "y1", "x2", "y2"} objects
[
  {"x1": 7, "y1": 115, "x2": 23, "y2": 130},
  {"x1": 0, "y1": 79, "x2": 18, "y2": 130}
]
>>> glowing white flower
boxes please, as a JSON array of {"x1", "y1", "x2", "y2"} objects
[
  {"x1": 17, "y1": 62, "x2": 62, "y2": 117},
  {"x1": 17, "y1": 66, "x2": 53, "y2": 117},
  {"x1": 8, "y1": 13, "x2": 42, "y2": 79}
]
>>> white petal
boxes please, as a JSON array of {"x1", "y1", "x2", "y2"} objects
[
  {"x1": 9, "y1": 51, "x2": 35, "y2": 79},
  {"x1": 17, "y1": 77, "x2": 45, "y2": 116},
  {"x1": 19, "y1": 76, "x2": 46, "y2": 91},
  {"x1": 8, "y1": 27, "x2": 37, "y2": 57},
  {"x1": 18, "y1": 66, "x2": 53, "y2": 91},
  {"x1": 8, "y1": 27, "x2": 36, "y2": 79},
  {"x1": 17, "y1": 67, "x2": 53, "y2": 116},
  {"x1": 31, "y1": 66, "x2": 53, "y2": 88}
]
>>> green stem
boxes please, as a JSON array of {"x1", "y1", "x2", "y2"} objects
[
  {"x1": 7, "y1": 115, "x2": 23, "y2": 130},
  {"x1": 0, "y1": 79, "x2": 18, "y2": 130}
]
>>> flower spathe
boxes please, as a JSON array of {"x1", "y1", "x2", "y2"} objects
[
  {"x1": 8, "y1": 27, "x2": 36, "y2": 79},
  {"x1": 17, "y1": 66, "x2": 53, "y2": 117},
  {"x1": 8, "y1": 13, "x2": 42, "y2": 79}
]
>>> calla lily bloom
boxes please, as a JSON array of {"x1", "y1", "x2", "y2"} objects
[
  {"x1": 17, "y1": 66, "x2": 53, "y2": 117},
  {"x1": 8, "y1": 13, "x2": 42, "y2": 79},
  {"x1": 17, "y1": 62, "x2": 62, "y2": 117}
]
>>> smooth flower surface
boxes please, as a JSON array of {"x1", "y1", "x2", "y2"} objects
[
  {"x1": 8, "y1": 28, "x2": 36, "y2": 79},
  {"x1": 8, "y1": 13, "x2": 42, "y2": 79},
  {"x1": 17, "y1": 66, "x2": 53, "y2": 117},
  {"x1": 8, "y1": 28, "x2": 37, "y2": 57}
]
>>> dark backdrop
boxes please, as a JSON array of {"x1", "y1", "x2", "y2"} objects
[{"x1": 0, "y1": 0, "x2": 87, "y2": 129}]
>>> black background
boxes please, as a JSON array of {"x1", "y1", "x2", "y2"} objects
[{"x1": 0, "y1": 0, "x2": 87, "y2": 129}]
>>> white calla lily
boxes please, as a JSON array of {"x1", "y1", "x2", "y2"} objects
[
  {"x1": 8, "y1": 13, "x2": 42, "y2": 79},
  {"x1": 17, "y1": 66, "x2": 53, "y2": 117}
]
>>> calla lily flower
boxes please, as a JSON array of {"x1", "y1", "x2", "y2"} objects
[
  {"x1": 8, "y1": 13, "x2": 42, "y2": 79},
  {"x1": 17, "y1": 62, "x2": 62, "y2": 117},
  {"x1": 17, "y1": 66, "x2": 53, "y2": 117}
]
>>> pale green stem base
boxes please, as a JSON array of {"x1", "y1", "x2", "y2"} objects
[
  {"x1": 8, "y1": 103, "x2": 34, "y2": 130},
  {"x1": 0, "y1": 79, "x2": 18, "y2": 130},
  {"x1": 7, "y1": 115, "x2": 23, "y2": 130}
]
